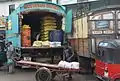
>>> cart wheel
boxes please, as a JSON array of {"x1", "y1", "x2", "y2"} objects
[
  {"x1": 35, "y1": 67, "x2": 52, "y2": 81},
  {"x1": 96, "y1": 77, "x2": 102, "y2": 81},
  {"x1": 115, "y1": 79, "x2": 120, "y2": 81},
  {"x1": 52, "y1": 71, "x2": 56, "y2": 79}
]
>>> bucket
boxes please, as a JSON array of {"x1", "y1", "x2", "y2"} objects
[{"x1": 49, "y1": 30, "x2": 64, "y2": 43}]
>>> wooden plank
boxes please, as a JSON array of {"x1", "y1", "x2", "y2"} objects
[
  {"x1": 17, "y1": 60, "x2": 59, "y2": 68},
  {"x1": 72, "y1": 17, "x2": 88, "y2": 38},
  {"x1": 21, "y1": 46, "x2": 64, "y2": 49},
  {"x1": 68, "y1": 38, "x2": 89, "y2": 57},
  {"x1": 17, "y1": 61, "x2": 81, "y2": 71}
]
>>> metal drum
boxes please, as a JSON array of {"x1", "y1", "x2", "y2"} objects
[{"x1": 49, "y1": 30, "x2": 64, "y2": 43}]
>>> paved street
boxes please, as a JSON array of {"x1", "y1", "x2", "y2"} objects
[{"x1": 0, "y1": 68, "x2": 99, "y2": 81}]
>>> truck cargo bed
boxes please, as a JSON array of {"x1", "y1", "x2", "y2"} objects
[
  {"x1": 21, "y1": 46, "x2": 64, "y2": 49},
  {"x1": 21, "y1": 46, "x2": 64, "y2": 62}
]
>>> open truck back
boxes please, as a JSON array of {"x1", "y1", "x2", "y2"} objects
[{"x1": 6, "y1": 1, "x2": 72, "y2": 64}]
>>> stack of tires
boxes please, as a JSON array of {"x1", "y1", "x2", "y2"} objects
[{"x1": 40, "y1": 16, "x2": 57, "y2": 41}]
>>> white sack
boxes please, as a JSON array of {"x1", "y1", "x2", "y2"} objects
[
  {"x1": 58, "y1": 60, "x2": 66, "y2": 68},
  {"x1": 58, "y1": 61, "x2": 80, "y2": 69},
  {"x1": 71, "y1": 62, "x2": 80, "y2": 69},
  {"x1": 64, "y1": 62, "x2": 72, "y2": 69},
  {"x1": 58, "y1": 60, "x2": 72, "y2": 68}
]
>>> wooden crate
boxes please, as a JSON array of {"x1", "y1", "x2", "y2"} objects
[{"x1": 68, "y1": 38, "x2": 90, "y2": 57}]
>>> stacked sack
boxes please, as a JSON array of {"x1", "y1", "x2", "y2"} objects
[
  {"x1": 58, "y1": 60, "x2": 80, "y2": 69},
  {"x1": 32, "y1": 41, "x2": 42, "y2": 47},
  {"x1": 40, "y1": 16, "x2": 57, "y2": 41},
  {"x1": 42, "y1": 41, "x2": 50, "y2": 47}
]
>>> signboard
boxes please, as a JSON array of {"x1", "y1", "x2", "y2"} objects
[
  {"x1": 92, "y1": 31, "x2": 102, "y2": 34},
  {"x1": 22, "y1": 2, "x2": 66, "y2": 14},
  {"x1": 24, "y1": 3, "x2": 60, "y2": 11},
  {"x1": 92, "y1": 30, "x2": 114, "y2": 34},
  {"x1": 103, "y1": 30, "x2": 114, "y2": 34},
  {"x1": 95, "y1": 21, "x2": 109, "y2": 29}
]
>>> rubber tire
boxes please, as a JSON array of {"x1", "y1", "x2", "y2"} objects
[
  {"x1": 51, "y1": 71, "x2": 56, "y2": 79},
  {"x1": 35, "y1": 67, "x2": 52, "y2": 81},
  {"x1": 96, "y1": 77, "x2": 102, "y2": 81},
  {"x1": 115, "y1": 79, "x2": 120, "y2": 81}
]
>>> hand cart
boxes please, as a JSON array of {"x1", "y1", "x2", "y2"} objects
[{"x1": 16, "y1": 60, "x2": 82, "y2": 81}]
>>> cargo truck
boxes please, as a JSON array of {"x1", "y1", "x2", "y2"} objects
[
  {"x1": 6, "y1": 1, "x2": 72, "y2": 64},
  {"x1": 87, "y1": 7, "x2": 120, "y2": 80}
]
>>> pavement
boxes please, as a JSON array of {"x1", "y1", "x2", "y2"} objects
[{"x1": 0, "y1": 68, "x2": 99, "y2": 81}]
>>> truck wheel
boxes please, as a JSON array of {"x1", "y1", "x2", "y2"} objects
[
  {"x1": 35, "y1": 67, "x2": 52, "y2": 81},
  {"x1": 96, "y1": 78, "x2": 102, "y2": 81},
  {"x1": 96, "y1": 78, "x2": 111, "y2": 81},
  {"x1": 115, "y1": 79, "x2": 120, "y2": 81}
]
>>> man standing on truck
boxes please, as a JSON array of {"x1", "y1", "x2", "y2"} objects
[{"x1": 6, "y1": 41, "x2": 15, "y2": 74}]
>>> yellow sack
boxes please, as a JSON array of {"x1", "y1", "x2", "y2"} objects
[
  {"x1": 42, "y1": 41, "x2": 50, "y2": 46},
  {"x1": 43, "y1": 16, "x2": 56, "y2": 20},
  {"x1": 22, "y1": 25, "x2": 30, "y2": 29},
  {"x1": 43, "y1": 27, "x2": 56, "y2": 30},
  {"x1": 43, "y1": 29, "x2": 56, "y2": 31},
  {"x1": 44, "y1": 26, "x2": 57, "y2": 29},
  {"x1": 42, "y1": 37, "x2": 49, "y2": 39},
  {"x1": 42, "y1": 23, "x2": 56, "y2": 26},
  {"x1": 42, "y1": 20, "x2": 56, "y2": 23},
  {"x1": 42, "y1": 39, "x2": 49, "y2": 41},
  {"x1": 32, "y1": 41, "x2": 42, "y2": 47},
  {"x1": 40, "y1": 29, "x2": 49, "y2": 32},
  {"x1": 41, "y1": 35, "x2": 49, "y2": 38},
  {"x1": 42, "y1": 36, "x2": 49, "y2": 38}
]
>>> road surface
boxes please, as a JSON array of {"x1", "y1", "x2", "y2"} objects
[{"x1": 0, "y1": 68, "x2": 99, "y2": 81}]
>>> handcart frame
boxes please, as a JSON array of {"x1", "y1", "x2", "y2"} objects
[{"x1": 16, "y1": 60, "x2": 82, "y2": 81}]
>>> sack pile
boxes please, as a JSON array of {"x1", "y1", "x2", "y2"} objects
[
  {"x1": 32, "y1": 41, "x2": 42, "y2": 47},
  {"x1": 40, "y1": 16, "x2": 57, "y2": 41},
  {"x1": 32, "y1": 41, "x2": 50, "y2": 47},
  {"x1": 58, "y1": 60, "x2": 80, "y2": 69}
]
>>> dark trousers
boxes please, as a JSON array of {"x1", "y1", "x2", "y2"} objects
[
  {"x1": 0, "y1": 60, "x2": 3, "y2": 67},
  {"x1": 7, "y1": 63, "x2": 15, "y2": 73}
]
